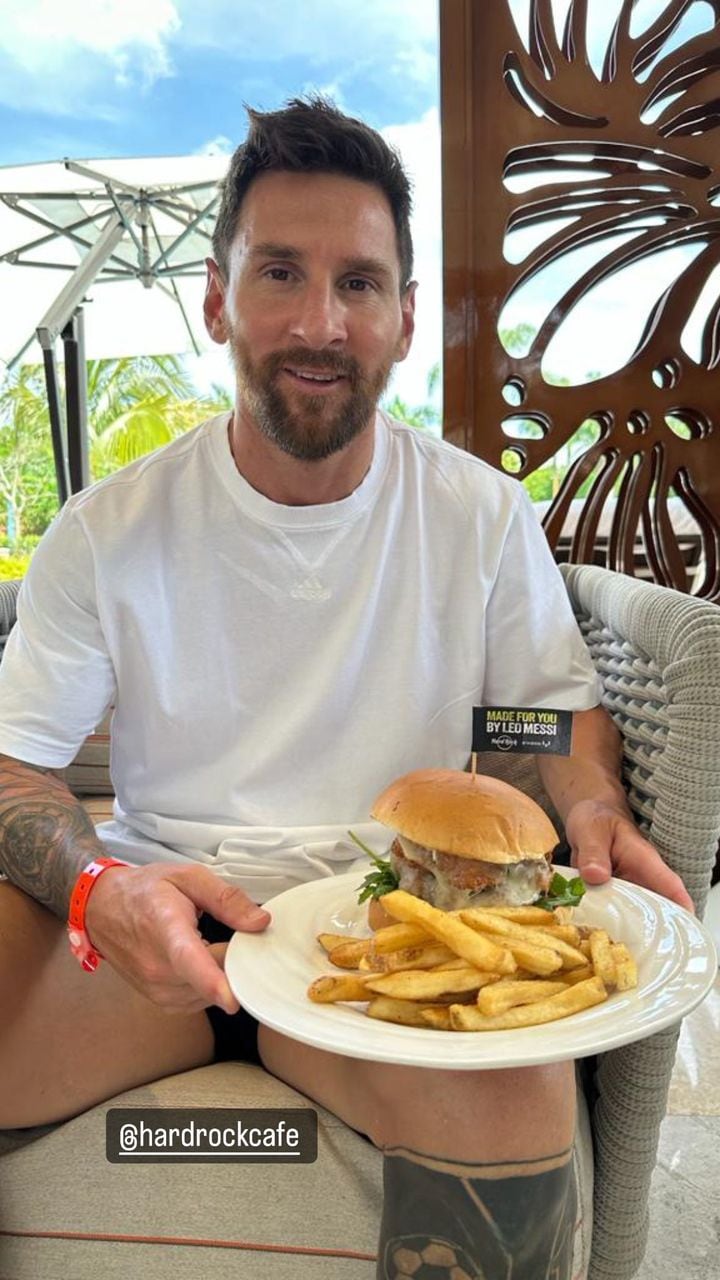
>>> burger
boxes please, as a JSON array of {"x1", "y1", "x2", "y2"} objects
[{"x1": 357, "y1": 768, "x2": 561, "y2": 926}]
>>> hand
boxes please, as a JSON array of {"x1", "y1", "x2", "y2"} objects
[
  {"x1": 564, "y1": 798, "x2": 695, "y2": 912},
  {"x1": 84, "y1": 863, "x2": 271, "y2": 1013}
]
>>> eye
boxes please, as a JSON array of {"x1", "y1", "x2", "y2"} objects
[{"x1": 264, "y1": 267, "x2": 293, "y2": 282}]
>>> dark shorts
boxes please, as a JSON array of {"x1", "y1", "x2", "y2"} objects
[{"x1": 198, "y1": 913, "x2": 262, "y2": 1065}]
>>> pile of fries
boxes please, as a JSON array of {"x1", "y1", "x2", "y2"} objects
[{"x1": 307, "y1": 888, "x2": 637, "y2": 1031}]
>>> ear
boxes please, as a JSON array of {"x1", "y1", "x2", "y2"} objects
[
  {"x1": 395, "y1": 280, "x2": 417, "y2": 363},
  {"x1": 204, "y1": 259, "x2": 228, "y2": 345}
]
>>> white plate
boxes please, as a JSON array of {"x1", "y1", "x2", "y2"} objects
[{"x1": 225, "y1": 870, "x2": 718, "y2": 1069}]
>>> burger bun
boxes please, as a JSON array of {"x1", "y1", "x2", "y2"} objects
[{"x1": 370, "y1": 767, "x2": 558, "y2": 864}]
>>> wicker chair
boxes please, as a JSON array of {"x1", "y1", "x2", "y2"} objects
[
  {"x1": 559, "y1": 562, "x2": 720, "y2": 1280},
  {"x1": 0, "y1": 565, "x2": 718, "y2": 1280}
]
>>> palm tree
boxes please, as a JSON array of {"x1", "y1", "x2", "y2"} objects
[
  {"x1": 383, "y1": 361, "x2": 441, "y2": 430},
  {"x1": 0, "y1": 355, "x2": 231, "y2": 547},
  {"x1": 0, "y1": 364, "x2": 55, "y2": 545},
  {"x1": 86, "y1": 355, "x2": 230, "y2": 477}
]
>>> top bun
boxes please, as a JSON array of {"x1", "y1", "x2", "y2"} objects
[{"x1": 370, "y1": 768, "x2": 558, "y2": 866}]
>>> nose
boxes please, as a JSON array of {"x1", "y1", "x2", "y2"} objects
[{"x1": 288, "y1": 280, "x2": 348, "y2": 348}]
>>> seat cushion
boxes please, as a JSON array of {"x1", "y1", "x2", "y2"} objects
[
  {"x1": 0, "y1": 1063, "x2": 382, "y2": 1279},
  {"x1": 61, "y1": 712, "x2": 113, "y2": 797}
]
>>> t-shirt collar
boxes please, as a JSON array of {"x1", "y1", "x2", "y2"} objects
[{"x1": 208, "y1": 409, "x2": 389, "y2": 529}]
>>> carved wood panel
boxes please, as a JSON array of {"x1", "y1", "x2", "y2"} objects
[{"x1": 440, "y1": 0, "x2": 720, "y2": 598}]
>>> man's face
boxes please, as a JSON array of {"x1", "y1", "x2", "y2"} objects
[{"x1": 204, "y1": 171, "x2": 415, "y2": 461}]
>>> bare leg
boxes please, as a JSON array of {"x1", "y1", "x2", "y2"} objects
[
  {"x1": 378, "y1": 1145, "x2": 576, "y2": 1279},
  {"x1": 259, "y1": 1027, "x2": 580, "y2": 1280},
  {"x1": 0, "y1": 881, "x2": 215, "y2": 1127}
]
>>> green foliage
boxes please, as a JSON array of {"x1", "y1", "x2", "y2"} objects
[
  {"x1": 0, "y1": 554, "x2": 31, "y2": 579},
  {"x1": 522, "y1": 468, "x2": 556, "y2": 502},
  {"x1": 499, "y1": 322, "x2": 537, "y2": 355},
  {"x1": 499, "y1": 324, "x2": 606, "y2": 505},
  {"x1": 383, "y1": 362, "x2": 441, "y2": 431},
  {"x1": 0, "y1": 364, "x2": 58, "y2": 546},
  {"x1": 0, "y1": 355, "x2": 230, "y2": 552},
  {"x1": 536, "y1": 872, "x2": 587, "y2": 911}
]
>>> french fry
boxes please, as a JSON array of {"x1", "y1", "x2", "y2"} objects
[
  {"x1": 368, "y1": 921, "x2": 433, "y2": 954},
  {"x1": 367, "y1": 997, "x2": 450, "y2": 1028},
  {"x1": 463, "y1": 906, "x2": 582, "y2": 947},
  {"x1": 326, "y1": 938, "x2": 373, "y2": 969},
  {"x1": 610, "y1": 942, "x2": 638, "y2": 991},
  {"x1": 476, "y1": 979, "x2": 567, "y2": 1015},
  {"x1": 479, "y1": 905, "x2": 563, "y2": 925},
  {"x1": 500, "y1": 938, "x2": 564, "y2": 976},
  {"x1": 552, "y1": 906, "x2": 574, "y2": 925},
  {"x1": 449, "y1": 976, "x2": 608, "y2": 1030},
  {"x1": 308, "y1": 889, "x2": 638, "y2": 1035},
  {"x1": 535, "y1": 924, "x2": 582, "y2": 947},
  {"x1": 317, "y1": 932, "x2": 353, "y2": 954},
  {"x1": 589, "y1": 929, "x2": 618, "y2": 988},
  {"x1": 460, "y1": 908, "x2": 587, "y2": 969},
  {"x1": 556, "y1": 964, "x2": 595, "y2": 986},
  {"x1": 421, "y1": 1006, "x2": 453, "y2": 1030},
  {"x1": 379, "y1": 890, "x2": 516, "y2": 975},
  {"x1": 364, "y1": 967, "x2": 500, "y2": 1002},
  {"x1": 368, "y1": 941, "x2": 457, "y2": 973},
  {"x1": 308, "y1": 973, "x2": 382, "y2": 1002}
]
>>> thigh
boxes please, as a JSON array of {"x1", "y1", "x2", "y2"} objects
[
  {"x1": 0, "y1": 880, "x2": 215, "y2": 1128},
  {"x1": 258, "y1": 1024, "x2": 577, "y2": 1162}
]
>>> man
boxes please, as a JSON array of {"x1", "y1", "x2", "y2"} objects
[{"x1": 0, "y1": 97, "x2": 691, "y2": 1279}]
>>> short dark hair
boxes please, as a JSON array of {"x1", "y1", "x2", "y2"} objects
[{"x1": 212, "y1": 95, "x2": 414, "y2": 289}]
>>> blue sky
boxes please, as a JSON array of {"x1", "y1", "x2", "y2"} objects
[{"x1": 0, "y1": 0, "x2": 439, "y2": 164}]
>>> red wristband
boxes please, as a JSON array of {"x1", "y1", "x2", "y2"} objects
[{"x1": 67, "y1": 856, "x2": 130, "y2": 972}]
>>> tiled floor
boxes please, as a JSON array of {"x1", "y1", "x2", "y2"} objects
[{"x1": 634, "y1": 886, "x2": 720, "y2": 1280}]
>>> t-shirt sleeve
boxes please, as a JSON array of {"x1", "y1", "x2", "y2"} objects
[
  {"x1": 482, "y1": 486, "x2": 602, "y2": 710},
  {"x1": 0, "y1": 504, "x2": 117, "y2": 767}
]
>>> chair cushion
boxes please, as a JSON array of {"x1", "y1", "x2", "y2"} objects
[
  {"x1": 61, "y1": 712, "x2": 113, "y2": 797},
  {"x1": 0, "y1": 1063, "x2": 382, "y2": 1279}
]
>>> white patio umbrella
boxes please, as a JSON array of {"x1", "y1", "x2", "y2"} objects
[{"x1": 0, "y1": 154, "x2": 228, "y2": 500}]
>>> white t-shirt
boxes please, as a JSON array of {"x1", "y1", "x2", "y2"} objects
[{"x1": 0, "y1": 411, "x2": 601, "y2": 901}]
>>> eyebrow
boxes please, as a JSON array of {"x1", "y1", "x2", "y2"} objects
[
  {"x1": 250, "y1": 242, "x2": 394, "y2": 283},
  {"x1": 251, "y1": 242, "x2": 302, "y2": 262}
]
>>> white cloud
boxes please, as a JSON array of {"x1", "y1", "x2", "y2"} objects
[
  {"x1": 0, "y1": 0, "x2": 438, "y2": 131},
  {"x1": 176, "y1": 0, "x2": 437, "y2": 76},
  {"x1": 197, "y1": 135, "x2": 234, "y2": 156},
  {"x1": 0, "y1": 0, "x2": 179, "y2": 63},
  {"x1": 0, "y1": 0, "x2": 179, "y2": 112}
]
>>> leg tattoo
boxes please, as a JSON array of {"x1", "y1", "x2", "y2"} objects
[{"x1": 379, "y1": 1145, "x2": 578, "y2": 1280}]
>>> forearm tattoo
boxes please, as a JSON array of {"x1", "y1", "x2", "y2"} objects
[
  {"x1": 378, "y1": 1145, "x2": 578, "y2": 1280},
  {"x1": 0, "y1": 755, "x2": 107, "y2": 917}
]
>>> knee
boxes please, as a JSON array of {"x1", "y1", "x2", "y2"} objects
[{"x1": 361, "y1": 1060, "x2": 576, "y2": 1157}]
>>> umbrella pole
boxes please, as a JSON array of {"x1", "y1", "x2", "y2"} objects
[
  {"x1": 34, "y1": 215, "x2": 125, "y2": 505},
  {"x1": 63, "y1": 309, "x2": 90, "y2": 494},
  {"x1": 42, "y1": 347, "x2": 70, "y2": 507}
]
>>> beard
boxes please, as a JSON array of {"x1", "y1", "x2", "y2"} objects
[{"x1": 226, "y1": 329, "x2": 394, "y2": 462}]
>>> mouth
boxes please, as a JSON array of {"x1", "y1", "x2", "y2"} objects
[{"x1": 282, "y1": 366, "x2": 348, "y2": 393}]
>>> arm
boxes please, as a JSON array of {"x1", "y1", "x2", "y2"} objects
[
  {"x1": 0, "y1": 753, "x2": 107, "y2": 913},
  {"x1": 537, "y1": 706, "x2": 694, "y2": 910},
  {"x1": 0, "y1": 752, "x2": 270, "y2": 1012}
]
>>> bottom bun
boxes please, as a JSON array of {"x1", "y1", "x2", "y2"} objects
[{"x1": 368, "y1": 898, "x2": 396, "y2": 931}]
